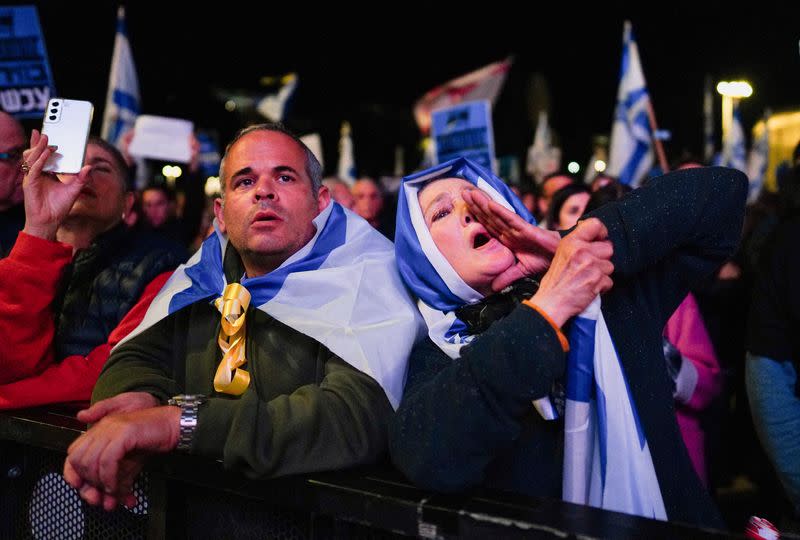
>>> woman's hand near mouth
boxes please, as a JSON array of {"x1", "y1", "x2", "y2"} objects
[{"x1": 463, "y1": 189, "x2": 561, "y2": 291}]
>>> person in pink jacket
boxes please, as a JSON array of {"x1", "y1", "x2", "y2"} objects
[{"x1": 663, "y1": 292, "x2": 723, "y2": 486}]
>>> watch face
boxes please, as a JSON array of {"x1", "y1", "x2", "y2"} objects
[{"x1": 170, "y1": 394, "x2": 208, "y2": 406}]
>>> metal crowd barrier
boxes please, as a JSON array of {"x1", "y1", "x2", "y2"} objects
[{"x1": 0, "y1": 407, "x2": 733, "y2": 539}]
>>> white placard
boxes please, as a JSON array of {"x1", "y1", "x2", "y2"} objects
[{"x1": 129, "y1": 115, "x2": 194, "y2": 163}]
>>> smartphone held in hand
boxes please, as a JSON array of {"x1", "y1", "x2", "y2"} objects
[{"x1": 41, "y1": 98, "x2": 94, "y2": 174}]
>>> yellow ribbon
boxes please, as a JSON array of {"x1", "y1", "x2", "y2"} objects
[{"x1": 213, "y1": 283, "x2": 252, "y2": 395}]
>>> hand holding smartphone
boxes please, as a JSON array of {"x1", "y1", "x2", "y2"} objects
[{"x1": 41, "y1": 98, "x2": 94, "y2": 174}]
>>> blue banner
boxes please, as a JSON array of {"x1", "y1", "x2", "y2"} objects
[
  {"x1": 431, "y1": 100, "x2": 496, "y2": 172},
  {"x1": 0, "y1": 6, "x2": 56, "y2": 119}
]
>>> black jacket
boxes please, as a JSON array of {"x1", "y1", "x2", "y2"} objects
[
  {"x1": 54, "y1": 223, "x2": 186, "y2": 358},
  {"x1": 390, "y1": 167, "x2": 747, "y2": 529}
]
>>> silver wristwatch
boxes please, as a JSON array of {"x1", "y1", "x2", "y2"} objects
[{"x1": 167, "y1": 394, "x2": 207, "y2": 452}]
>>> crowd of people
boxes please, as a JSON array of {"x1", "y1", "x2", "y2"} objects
[{"x1": 0, "y1": 106, "x2": 798, "y2": 533}]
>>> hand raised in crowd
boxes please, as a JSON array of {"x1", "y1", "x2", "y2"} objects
[
  {"x1": 21, "y1": 129, "x2": 92, "y2": 241},
  {"x1": 462, "y1": 189, "x2": 561, "y2": 292},
  {"x1": 63, "y1": 405, "x2": 180, "y2": 511},
  {"x1": 530, "y1": 218, "x2": 614, "y2": 327},
  {"x1": 76, "y1": 391, "x2": 159, "y2": 424}
]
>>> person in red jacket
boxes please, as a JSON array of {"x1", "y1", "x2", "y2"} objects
[{"x1": 0, "y1": 130, "x2": 184, "y2": 409}]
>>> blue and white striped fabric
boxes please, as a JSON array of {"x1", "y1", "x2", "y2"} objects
[
  {"x1": 117, "y1": 201, "x2": 425, "y2": 409},
  {"x1": 607, "y1": 21, "x2": 654, "y2": 187},
  {"x1": 563, "y1": 297, "x2": 667, "y2": 520},
  {"x1": 718, "y1": 106, "x2": 748, "y2": 174},
  {"x1": 337, "y1": 122, "x2": 356, "y2": 186},
  {"x1": 100, "y1": 7, "x2": 140, "y2": 146},
  {"x1": 747, "y1": 118, "x2": 769, "y2": 203},
  {"x1": 395, "y1": 157, "x2": 557, "y2": 420}
]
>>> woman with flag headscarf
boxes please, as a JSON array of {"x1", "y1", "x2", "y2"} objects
[{"x1": 389, "y1": 157, "x2": 747, "y2": 529}]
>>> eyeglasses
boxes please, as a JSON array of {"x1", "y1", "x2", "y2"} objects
[{"x1": 0, "y1": 147, "x2": 24, "y2": 163}]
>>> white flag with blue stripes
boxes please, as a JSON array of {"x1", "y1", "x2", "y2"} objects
[
  {"x1": 563, "y1": 297, "x2": 667, "y2": 520},
  {"x1": 747, "y1": 119, "x2": 769, "y2": 203},
  {"x1": 719, "y1": 105, "x2": 747, "y2": 174},
  {"x1": 337, "y1": 121, "x2": 356, "y2": 185},
  {"x1": 101, "y1": 7, "x2": 139, "y2": 146},
  {"x1": 607, "y1": 21, "x2": 654, "y2": 187},
  {"x1": 117, "y1": 201, "x2": 425, "y2": 409}
]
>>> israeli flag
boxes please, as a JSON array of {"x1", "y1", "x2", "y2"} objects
[
  {"x1": 117, "y1": 201, "x2": 425, "y2": 409},
  {"x1": 337, "y1": 121, "x2": 356, "y2": 185},
  {"x1": 100, "y1": 7, "x2": 140, "y2": 146},
  {"x1": 256, "y1": 73, "x2": 297, "y2": 122},
  {"x1": 747, "y1": 118, "x2": 769, "y2": 203},
  {"x1": 563, "y1": 297, "x2": 667, "y2": 520},
  {"x1": 607, "y1": 21, "x2": 654, "y2": 187},
  {"x1": 717, "y1": 105, "x2": 747, "y2": 171}
]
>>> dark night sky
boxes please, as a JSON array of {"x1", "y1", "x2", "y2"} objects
[{"x1": 26, "y1": 3, "x2": 800, "y2": 180}]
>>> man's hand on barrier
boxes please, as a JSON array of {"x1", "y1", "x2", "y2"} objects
[
  {"x1": 63, "y1": 405, "x2": 180, "y2": 511},
  {"x1": 76, "y1": 392, "x2": 159, "y2": 424}
]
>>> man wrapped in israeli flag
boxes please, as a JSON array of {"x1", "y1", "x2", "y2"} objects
[
  {"x1": 389, "y1": 157, "x2": 746, "y2": 529},
  {"x1": 64, "y1": 124, "x2": 425, "y2": 511}
]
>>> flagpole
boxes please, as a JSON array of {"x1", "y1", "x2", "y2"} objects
[{"x1": 646, "y1": 101, "x2": 669, "y2": 173}]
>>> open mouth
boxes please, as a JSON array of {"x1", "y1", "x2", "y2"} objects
[
  {"x1": 252, "y1": 210, "x2": 281, "y2": 225},
  {"x1": 473, "y1": 232, "x2": 491, "y2": 249}
]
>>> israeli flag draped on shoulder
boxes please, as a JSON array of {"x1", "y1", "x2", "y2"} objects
[
  {"x1": 395, "y1": 157, "x2": 557, "y2": 420},
  {"x1": 117, "y1": 201, "x2": 425, "y2": 409},
  {"x1": 563, "y1": 297, "x2": 667, "y2": 520},
  {"x1": 607, "y1": 21, "x2": 654, "y2": 187}
]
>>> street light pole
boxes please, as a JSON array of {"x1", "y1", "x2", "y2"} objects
[{"x1": 717, "y1": 80, "x2": 753, "y2": 139}]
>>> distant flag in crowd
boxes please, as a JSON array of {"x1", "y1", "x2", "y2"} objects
[
  {"x1": 337, "y1": 121, "x2": 356, "y2": 185},
  {"x1": 607, "y1": 22, "x2": 654, "y2": 187},
  {"x1": 300, "y1": 133, "x2": 324, "y2": 170},
  {"x1": 717, "y1": 104, "x2": 747, "y2": 173},
  {"x1": 703, "y1": 76, "x2": 715, "y2": 163},
  {"x1": 413, "y1": 57, "x2": 512, "y2": 135},
  {"x1": 101, "y1": 7, "x2": 140, "y2": 146},
  {"x1": 256, "y1": 72, "x2": 298, "y2": 122},
  {"x1": 746, "y1": 113, "x2": 770, "y2": 202},
  {"x1": 526, "y1": 110, "x2": 561, "y2": 183}
]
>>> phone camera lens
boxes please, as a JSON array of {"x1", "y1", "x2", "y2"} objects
[
  {"x1": 48, "y1": 115, "x2": 56, "y2": 121},
  {"x1": 50, "y1": 109, "x2": 57, "y2": 114},
  {"x1": 51, "y1": 101, "x2": 60, "y2": 107}
]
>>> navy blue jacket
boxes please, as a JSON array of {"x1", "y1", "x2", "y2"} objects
[{"x1": 389, "y1": 167, "x2": 747, "y2": 529}]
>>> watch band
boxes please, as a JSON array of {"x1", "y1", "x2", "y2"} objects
[{"x1": 167, "y1": 394, "x2": 207, "y2": 452}]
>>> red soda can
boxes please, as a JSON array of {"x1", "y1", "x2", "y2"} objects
[{"x1": 745, "y1": 516, "x2": 780, "y2": 539}]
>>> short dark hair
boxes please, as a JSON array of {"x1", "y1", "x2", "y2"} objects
[
  {"x1": 87, "y1": 136, "x2": 132, "y2": 191},
  {"x1": 584, "y1": 182, "x2": 631, "y2": 215},
  {"x1": 142, "y1": 183, "x2": 176, "y2": 202},
  {"x1": 539, "y1": 171, "x2": 576, "y2": 197},
  {"x1": 219, "y1": 123, "x2": 322, "y2": 197},
  {"x1": 546, "y1": 183, "x2": 590, "y2": 230}
]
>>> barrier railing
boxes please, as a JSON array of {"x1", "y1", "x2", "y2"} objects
[{"x1": 0, "y1": 407, "x2": 732, "y2": 539}]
